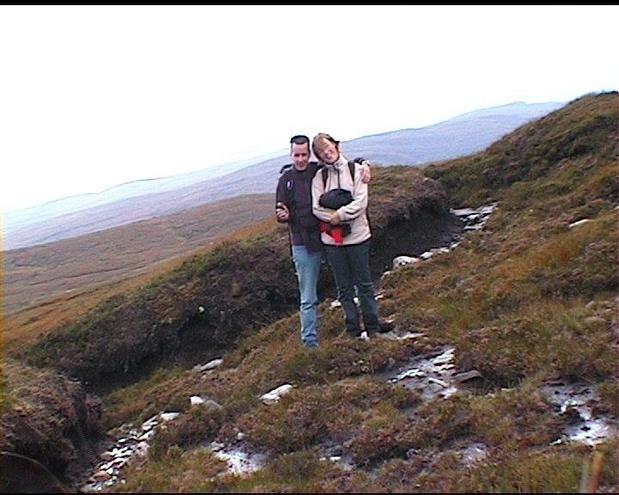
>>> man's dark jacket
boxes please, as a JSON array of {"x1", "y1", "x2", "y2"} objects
[{"x1": 276, "y1": 161, "x2": 323, "y2": 253}]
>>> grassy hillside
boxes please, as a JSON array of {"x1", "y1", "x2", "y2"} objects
[
  {"x1": 4, "y1": 193, "x2": 274, "y2": 316},
  {"x1": 3, "y1": 91, "x2": 617, "y2": 492},
  {"x1": 2, "y1": 194, "x2": 275, "y2": 354},
  {"x1": 17, "y1": 166, "x2": 452, "y2": 388},
  {"x1": 100, "y1": 91, "x2": 617, "y2": 492}
]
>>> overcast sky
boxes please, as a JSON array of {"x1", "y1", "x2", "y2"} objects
[{"x1": 1, "y1": 5, "x2": 617, "y2": 212}]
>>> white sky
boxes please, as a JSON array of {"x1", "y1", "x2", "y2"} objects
[{"x1": 1, "y1": 5, "x2": 617, "y2": 212}]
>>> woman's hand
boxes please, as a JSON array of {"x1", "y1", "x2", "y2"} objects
[{"x1": 330, "y1": 211, "x2": 341, "y2": 225}]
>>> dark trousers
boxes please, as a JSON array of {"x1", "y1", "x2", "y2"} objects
[{"x1": 324, "y1": 240, "x2": 379, "y2": 336}]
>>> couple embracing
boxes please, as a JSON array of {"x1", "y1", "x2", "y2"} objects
[{"x1": 275, "y1": 133, "x2": 381, "y2": 349}]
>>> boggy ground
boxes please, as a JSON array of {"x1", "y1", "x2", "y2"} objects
[
  {"x1": 101, "y1": 210, "x2": 617, "y2": 492},
  {"x1": 3, "y1": 165, "x2": 455, "y2": 489},
  {"x1": 98, "y1": 92, "x2": 618, "y2": 493},
  {"x1": 3, "y1": 91, "x2": 618, "y2": 493},
  {"x1": 1, "y1": 359, "x2": 105, "y2": 492},
  {"x1": 18, "y1": 165, "x2": 452, "y2": 392}
]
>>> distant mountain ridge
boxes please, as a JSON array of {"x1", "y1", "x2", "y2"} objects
[
  {"x1": 2, "y1": 101, "x2": 564, "y2": 250},
  {"x1": 3, "y1": 149, "x2": 286, "y2": 234}
]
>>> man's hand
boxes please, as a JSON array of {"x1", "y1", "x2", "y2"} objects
[
  {"x1": 360, "y1": 160, "x2": 372, "y2": 184},
  {"x1": 276, "y1": 202, "x2": 290, "y2": 221},
  {"x1": 330, "y1": 211, "x2": 341, "y2": 225}
]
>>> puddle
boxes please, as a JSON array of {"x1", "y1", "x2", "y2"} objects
[
  {"x1": 80, "y1": 412, "x2": 180, "y2": 492},
  {"x1": 451, "y1": 203, "x2": 497, "y2": 233},
  {"x1": 457, "y1": 442, "x2": 488, "y2": 466},
  {"x1": 205, "y1": 441, "x2": 268, "y2": 476},
  {"x1": 375, "y1": 330, "x2": 427, "y2": 341},
  {"x1": 539, "y1": 381, "x2": 617, "y2": 446},
  {"x1": 384, "y1": 346, "x2": 461, "y2": 402},
  {"x1": 317, "y1": 441, "x2": 356, "y2": 472}
]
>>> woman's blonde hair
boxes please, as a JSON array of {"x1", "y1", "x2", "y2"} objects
[{"x1": 312, "y1": 133, "x2": 340, "y2": 161}]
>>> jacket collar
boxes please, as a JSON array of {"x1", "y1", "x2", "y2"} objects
[{"x1": 326, "y1": 154, "x2": 348, "y2": 171}]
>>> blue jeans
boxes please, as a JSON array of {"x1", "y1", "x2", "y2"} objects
[
  {"x1": 292, "y1": 245, "x2": 322, "y2": 348},
  {"x1": 324, "y1": 240, "x2": 379, "y2": 336}
]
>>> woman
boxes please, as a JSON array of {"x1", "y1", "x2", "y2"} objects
[{"x1": 311, "y1": 132, "x2": 379, "y2": 339}]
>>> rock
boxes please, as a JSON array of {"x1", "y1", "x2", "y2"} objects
[
  {"x1": 584, "y1": 316, "x2": 606, "y2": 326},
  {"x1": 210, "y1": 441, "x2": 225, "y2": 452},
  {"x1": 260, "y1": 384, "x2": 294, "y2": 404},
  {"x1": 193, "y1": 358, "x2": 223, "y2": 372},
  {"x1": 451, "y1": 207, "x2": 477, "y2": 216},
  {"x1": 391, "y1": 368, "x2": 425, "y2": 382},
  {"x1": 190, "y1": 395, "x2": 206, "y2": 406},
  {"x1": 428, "y1": 377, "x2": 449, "y2": 388},
  {"x1": 406, "y1": 448, "x2": 422, "y2": 459},
  {"x1": 160, "y1": 412, "x2": 181, "y2": 422},
  {"x1": 561, "y1": 405, "x2": 583, "y2": 425},
  {"x1": 392, "y1": 256, "x2": 419, "y2": 269},
  {"x1": 453, "y1": 370, "x2": 482, "y2": 382},
  {"x1": 138, "y1": 430, "x2": 155, "y2": 442},
  {"x1": 134, "y1": 442, "x2": 149, "y2": 458},
  {"x1": 92, "y1": 470, "x2": 111, "y2": 482},
  {"x1": 420, "y1": 251, "x2": 433, "y2": 260},
  {"x1": 141, "y1": 414, "x2": 160, "y2": 431},
  {"x1": 115, "y1": 446, "x2": 133, "y2": 458},
  {"x1": 330, "y1": 300, "x2": 342, "y2": 309},
  {"x1": 479, "y1": 204, "x2": 497, "y2": 215},
  {"x1": 431, "y1": 348, "x2": 455, "y2": 365},
  {"x1": 141, "y1": 422, "x2": 156, "y2": 432},
  {"x1": 568, "y1": 218, "x2": 591, "y2": 228}
]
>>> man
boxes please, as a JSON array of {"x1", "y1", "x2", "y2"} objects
[{"x1": 275, "y1": 135, "x2": 370, "y2": 349}]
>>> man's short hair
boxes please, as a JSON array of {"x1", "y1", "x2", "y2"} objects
[{"x1": 290, "y1": 134, "x2": 310, "y2": 153}]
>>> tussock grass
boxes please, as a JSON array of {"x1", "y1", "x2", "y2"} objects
[
  {"x1": 408, "y1": 440, "x2": 618, "y2": 493},
  {"x1": 148, "y1": 405, "x2": 225, "y2": 460},
  {"x1": 234, "y1": 377, "x2": 419, "y2": 455},
  {"x1": 101, "y1": 92, "x2": 618, "y2": 493},
  {"x1": 110, "y1": 448, "x2": 227, "y2": 493},
  {"x1": 8, "y1": 92, "x2": 618, "y2": 492}
]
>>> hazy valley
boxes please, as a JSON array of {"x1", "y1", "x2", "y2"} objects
[{"x1": 3, "y1": 101, "x2": 563, "y2": 250}]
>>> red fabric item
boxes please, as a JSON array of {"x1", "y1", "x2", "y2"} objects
[{"x1": 320, "y1": 222, "x2": 344, "y2": 246}]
